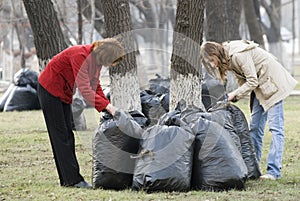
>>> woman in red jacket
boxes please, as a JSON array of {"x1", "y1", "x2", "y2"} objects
[{"x1": 37, "y1": 38, "x2": 124, "y2": 188}]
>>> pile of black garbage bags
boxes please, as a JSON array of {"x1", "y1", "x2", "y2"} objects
[
  {"x1": 92, "y1": 75, "x2": 261, "y2": 192},
  {"x1": 0, "y1": 68, "x2": 40, "y2": 112},
  {"x1": 0, "y1": 68, "x2": 87, "y2": 132}
]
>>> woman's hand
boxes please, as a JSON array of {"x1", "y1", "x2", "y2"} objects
[
  {"x1": 227, "y1": 92, "x2": 238, "y2": 102},
  {"x1": 105, "y1": 103, "x2": 118, "y2": 116}
]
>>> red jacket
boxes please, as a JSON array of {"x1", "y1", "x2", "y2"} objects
[{"x1": 38, "y1": 44, "x2": 110, "y2": 112}]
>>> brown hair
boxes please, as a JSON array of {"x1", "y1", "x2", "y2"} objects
[
  {"x1": 200, "y1": 41, "x2": 230, "y2": 83},
  {"x1": 92, "y1": 38, "x2": 124, "y2": 66}
]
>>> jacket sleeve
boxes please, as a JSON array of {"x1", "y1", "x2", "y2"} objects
[
  {"x1": 95, "y1": 78, "x2": 110, "y2": 110},
  {"x1": 231, "y1": 52, "x2": 258, "y2": 99},
  {"x1": 71, "y1": 54, "x2": 110, "y2": 112}
]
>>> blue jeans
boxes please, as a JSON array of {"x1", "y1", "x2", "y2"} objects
[{"x1": 249, "y1": 95, "x2": 284, "y2": 178}]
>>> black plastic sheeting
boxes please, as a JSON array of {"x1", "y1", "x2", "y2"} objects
[
  {"x1": 0, "y1": 68, "x2": 40, "y2": 112},
  {"x1": 132, "y1": 109, "x2": 195, "y2": 192},
  {"x1": 190, "y1": 115, "x2": 248, "y2": 191},
  {"x1": 92, "y1": 110, "x2": 147, "y2": 190},
  {"x1": 227, "y1": 105, "x2": 261, "y2": 179}
]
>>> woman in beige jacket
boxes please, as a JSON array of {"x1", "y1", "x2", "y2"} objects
[{"x1": 200, "y1": 40, "x2": 297, "y2": 180}]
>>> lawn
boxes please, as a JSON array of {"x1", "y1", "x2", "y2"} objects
[{"x1": 0, "y1": 95, "x2": 299, "y2": 201}]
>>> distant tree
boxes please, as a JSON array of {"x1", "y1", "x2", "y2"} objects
[
  {"x1": 205, "y1": 0, "x2": 242, "y2": 42},
  {"x1": 101, "y1": 0, "x2": 141, "y2": 111},
  {"x1": 243, "y1": 0, "x2": 265, "y2": 48},
  {"x1": 11, "y1": 1, "x2": 26, "y2": 68},
  {"x1": 23, "y1": 0, "x2": 67, "y2": 71},
  {"x1": 261, "y1": 0, "x2": 281, "y2": 44},
  {"x1": 169, "y1": 0, "x2": 205, "y2": 111},
  {"x1": 79, "y1": 0, "x2": 107, "y2": 37},
  {"x1": 261, "y1": 0, "x2": 284, "y2": 63},
  {"x1": 77, "y1": 0, "x2": 83, "y2": 44}
]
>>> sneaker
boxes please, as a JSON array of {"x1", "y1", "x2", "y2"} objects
[
  {"x1": 73, "y1": 180, "x2": 92, "y2": 189},
  {"x1": 260, "y1": 174, "x2": 277, "y2": 180}
]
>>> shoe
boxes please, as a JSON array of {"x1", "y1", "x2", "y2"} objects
[
  {"x1": 73, "y1": 180, "x2": 92, "y2": 189},
  {"x1": 260, "y1": 174, "x2": 277, "y2": 180}
]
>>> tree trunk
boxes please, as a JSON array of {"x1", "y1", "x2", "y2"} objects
[
  {"x1": 77, "y1": 0, "x2": 83, "y2": 44},
  {"x1": 205, "y1": 0, "x2": 241, "y2": 93},
  {"x1": 205, "y1": 0, "x2": 242, "y2": 42},
  {"x1": 169, "y1": 0, "x2": 205, "y2": 111},
  {"x1": 243, "y1": 0, "x2": 265, "y2": 48},
  {"x1": 12, "y1": 1, "x2": 26, "y2": 68},
  {"x1": 81, "y1": 0, "x2": 106, "y2": 37},
  {"x1": 261, "y1": 0, "x2": 285, "y2": 68},
  {"x1": 101, "y1": 0, "x2": 141, "y2": 111},
  {"x1": 23, "y1": 0, "x2": 67, "y2": 71}
]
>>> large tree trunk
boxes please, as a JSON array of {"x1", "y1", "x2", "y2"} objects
[
  {"x1": 169, "y1": 0, "x2": 205, "y2": 111},
  {"x1": 101, "y1": 0, "x2": 141, "y2": 111},
  {"x1": 243, "y1": 0, "x2": 265, "y2": 48},
  {"x1": 205, "y1": 0, "x2": 242, "y2": 42},
  {"x1": 23, "y1": 0, "x2": 67, "y2": 71},
  {"x1": 205, "y1": 0, "x2": 241, "y2": 93}
]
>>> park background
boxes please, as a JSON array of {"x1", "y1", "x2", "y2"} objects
[{"x1": 0, "y1": 0, "x2": 300, "y2": 200}]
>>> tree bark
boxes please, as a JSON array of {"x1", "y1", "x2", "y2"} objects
[
  {"x1": 101, "y1": 0, "x2": 141, "y2": 111},
  {"x1": 205, "y1": 0, "x2": 241, "y2": 93},
  {"x1": 205, "y1": 0, "x2": 242, "y2": 42},
  {"x1": 243, "y1": 0, "x2": 265, "y2": 48},
  {"x1": 23, "y1": 0, "x2": 67, "y2": 71},
  {"x1": 169, "y1": 0, "x2": 205, "y2": 111}
]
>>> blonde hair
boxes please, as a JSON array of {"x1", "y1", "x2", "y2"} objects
[
  {"x1": 200, "y1": 41, "x2": 230, "y2": 83},
  {"x1": 92, "y1": 38, "x2": 124, "y2": 66}
]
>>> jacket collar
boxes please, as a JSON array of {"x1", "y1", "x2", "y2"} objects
[{"x1": 223, "y1": 40, "x2": 259, "y2": 56}]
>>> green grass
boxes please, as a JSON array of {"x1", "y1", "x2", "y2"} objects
[{"x1": 0, "y1": 96, "x2": 300, "y2": 201}]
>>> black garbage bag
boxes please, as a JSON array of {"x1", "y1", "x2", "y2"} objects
[
  {"x1": 71, "y1": 90, "x2": 87, "y2": 131},
  {"x1": 92, "y1": 110, "x2": 146, "y2": 190},
  {"x1": 227, "y1": 104, "x2": 261, "y2": 179},
  {"x1": 14, "y1": 68, "x2": 38, "y2": 89},
  {"x1": 201, "y1": 72, "x2": 227, "y2": 111},
  {"x1": 3, "y1": 84, "x2": 40, "y2": 112},
  {"x1": 148, "y1": 75, "x2": 170, "y2": 112},
  {"x1": 180, "y1": 104, "x2": 241, "y2": 152},
  {"x1": 201, "y1": 109, "x2": 242, "y2": 152},
  {"x1": 132, "y1": 110, "x2": 195, "y2": 192},
  {"x1": 0, "y1": 84, "x2": 14, "y2": 112},
  {"x1": 140, "y1": 90, "x2": 167, "y2": 126},
  {"x1": 191, "y1": 117, "x2": 248, "y2": 191},
  {"x1": 148, "y1": 74, "x2": 170, "y2": 95}
]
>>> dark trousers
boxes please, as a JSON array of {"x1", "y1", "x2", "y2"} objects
[{"x1": 37, "y1": 83, "x2": 84, "y2": 186}]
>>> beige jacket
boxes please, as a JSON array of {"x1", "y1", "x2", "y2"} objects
[{"x1": 223, "y1": 40, "x2": 298, "y2": 111}]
